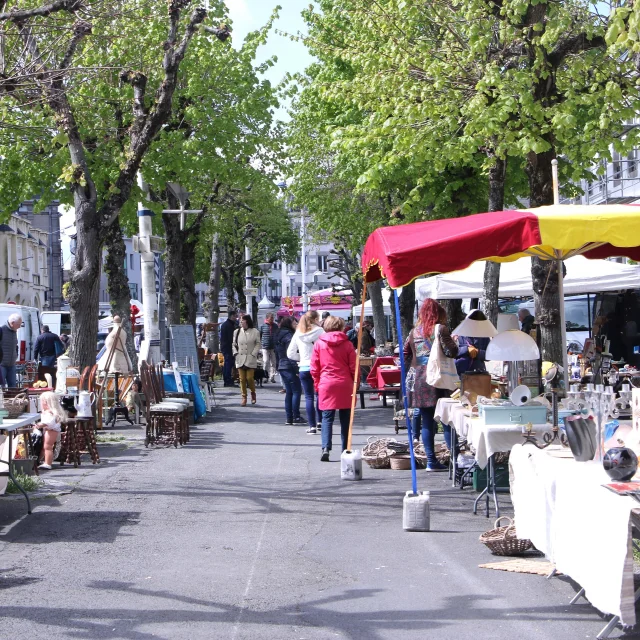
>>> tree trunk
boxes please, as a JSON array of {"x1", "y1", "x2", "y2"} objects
[
  {"x1": 389, "y1": 289, "x2": 398, "y2": 345},
  {"x1": 527, "y1": 147, "x2": 564, "y2": 365},
  {"x1": 68, "y1": 199, "x2": 101, "y2": 369},
  {"x1": 398, "y1": 281, "x2": 415, "y2": 340},
  {"x1": 367, "y1": 279, "x2": 387, "y2": 344},
  {"x1": 222, "y1": 267, "x2": 235, "y2": 310},
  {"x1": 104, "y1": 221, "x2": 138, "y2": 370},
  {"x1": 162, "y1": 210, "x2": 183, "y2": 326},
  {"x1": 438, "y1": 299, "x2": 465, "y2": 333},
  {"x1": 206, "y1": 237, "x2": 222, "y2": 352},
  {"x1": 181, "y1": 236, "x2": 198, "y2": 330},
  {"x1": 482, "y1": 262, "x2": 502, "y2": 326},
  {"x1": 481, "y1": 156, "x2": 506, "y2": 326}
]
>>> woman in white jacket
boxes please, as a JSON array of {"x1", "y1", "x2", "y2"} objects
[
  {"x1": 287, "y1": 310, "x2": 325, "y2": 434},
  {"x1": 233, "y1": 315, "x2": 261, "y2": 406}
]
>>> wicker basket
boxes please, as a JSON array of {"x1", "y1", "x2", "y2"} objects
[
  {"x1": 363, "y1": 453, "x2": 390, "y2": 469},
  {"x1": 389, "y1": 455, "x2": 412, "y2": 470},
  {"x1": 4, "y1": 393, "x2": 29, "y2": 419},
  {"x1": 479, "y1": 517, "x2": 533, "y2": 556}
]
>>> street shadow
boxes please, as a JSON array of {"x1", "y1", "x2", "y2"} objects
[
  {"x1": 0, "y1": 574, "x2": 41, "y2": 589},
  {"x1": 3, "y1": 510, "x2": 140, "y2": 544},
  {"x1": 0, "y1": 583, "x2": 613, "y2": 639}
]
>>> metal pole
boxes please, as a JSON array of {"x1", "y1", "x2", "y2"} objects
[
  {"x1": 301, "y1": 210, "x2": 308, "y2": 312},
  {"x1": 394, "y1": 289, "x2": 418, "y2": 494},
  {"x1": 245, "y1": 245, "x2": 253, "y2": 321},
  {"x1": 137, "y1": 172, "x2": 161, "y2": 364}
]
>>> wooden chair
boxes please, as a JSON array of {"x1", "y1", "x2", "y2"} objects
[
  {"x1": 139, "y1": 363, "x2": 185, "y2": 448},
  {"x1": 151, "y1": 365, "x2": 190, "y2": 444}
]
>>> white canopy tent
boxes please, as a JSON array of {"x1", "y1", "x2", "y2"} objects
[
  {"x1": 351, "y1": 286, "x2": 392, "y2": 317},
  {"x1": 416, "y1": 256, "x2": 640, "y2": 302}
]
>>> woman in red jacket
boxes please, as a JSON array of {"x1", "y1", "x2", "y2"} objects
[{"x1": 311, "y1": 315, "x2": 356, "y2": 461}]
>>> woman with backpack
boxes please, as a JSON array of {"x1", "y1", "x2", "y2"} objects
[
  {"x1": 232, "y1": 314, "x2": 261, "y2": 406},
  {"x1": 287, "y1": 310, "x2": 324, "y2": 434},
  {"x1": 274, "y1": 316, "x2": 304, "y2": 425}
]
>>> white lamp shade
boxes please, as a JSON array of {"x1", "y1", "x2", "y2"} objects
[
  {"x1": 497, "y1": 314, "x2": 520, "y2": 332},
  {"x1": 452, "y1": 312, "x2": 498, "y2": 338},
  {"x1": 486, "y1": 330, "x2": 540, "y2": 361},
  {"x1": 258, "y1": 295, "x2": 275, "y2": 309}
]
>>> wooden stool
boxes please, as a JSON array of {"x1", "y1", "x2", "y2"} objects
[{"x1": 61, "y1": 418, "x2": 100, "y2": 467}]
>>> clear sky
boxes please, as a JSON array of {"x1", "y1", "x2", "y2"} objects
[{"x1": 224, "y1": 0, "x2": 314, "y2": 119}]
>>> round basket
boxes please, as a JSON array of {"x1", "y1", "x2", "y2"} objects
[
  {"x1": 389, "y1": 455, "x2": 412, "y2": 470},
  {"x1": 414, "y1": 455, "x2": 427, "y2": 469},
  {"x1": 4, "y1": 393, "x2": 29, "y2": 419},
  {"x1": 363, "y1": 453, "x2": 390, "y2": 469},
  {"x1": 479, "y1": 517, "x2": 533, "y2": 556}
]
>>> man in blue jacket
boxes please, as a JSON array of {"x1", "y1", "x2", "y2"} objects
[{"x1": 220, "y1": 311, "x2": 238, "y2": 386}]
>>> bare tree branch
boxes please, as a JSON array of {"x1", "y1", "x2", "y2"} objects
[{"x1": 0, "y1": 0, "x2": 83, "y2": 23}]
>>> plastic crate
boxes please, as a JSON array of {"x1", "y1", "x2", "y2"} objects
[{"x1": 472, "y1": 464, "x2": 510, "y2": 491}]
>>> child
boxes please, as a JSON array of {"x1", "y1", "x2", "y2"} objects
[
  {"x1": 125, "y1": 378, "x2": 144, "y2": 425},
  {"x1": 37, "y1": 391, "x2": 67, "y2": 470}
]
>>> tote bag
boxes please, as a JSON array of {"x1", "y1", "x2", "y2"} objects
[{"x1": 426, "y1": 324, "x2": 460, "y2": 390}]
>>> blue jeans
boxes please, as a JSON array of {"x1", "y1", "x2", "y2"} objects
[
  {"x1": 321, "y1": 409, "x2": 350, "y2": 452},
  {"x1": 222, "y1": 350, "x2": 235, "y2": 386},
  {"x1": 280, "y1": 369, "x2": 302, "y2": 421},
  {"x1": 299, "y1": 370, "x2": 321, "y2": 427},
  {"x1": 418, "y1": 407, "x2": 452, "y2": 465},
  {"x1": 1, "y1": 365, "x2": 16, "y2": 388}
]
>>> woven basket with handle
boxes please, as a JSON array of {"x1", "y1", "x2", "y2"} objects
[
  {"x1": 479, "y1": 516, "x2": 533, "y2": 556},
  {"x1": 4, "y1": 393, "x2": 29, "y2": 419}
]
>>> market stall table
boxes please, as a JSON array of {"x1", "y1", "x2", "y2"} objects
[
  {"x1": 510, "y1": 443, "x2": 640, "y2": 638},
  {"x1": 435, "y1": 398, "x2": 553, "y2": 516},
  {"x1": 0, "y1": 413, "x2": 40, "y2": 513}
]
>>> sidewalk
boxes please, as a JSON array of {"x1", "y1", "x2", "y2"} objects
[{"x1": 0, "y1": 384, "x2": 627, "y2": 639}]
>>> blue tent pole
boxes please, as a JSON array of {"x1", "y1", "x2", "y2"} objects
[{"x1": 394, "y1": 289, "x2": 418, "y2": 494}]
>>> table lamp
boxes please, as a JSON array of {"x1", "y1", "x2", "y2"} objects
[
  {"x1": 486, "y1": 330, "x2": 540, "y2": 394},
  {"x1": 497, "y1": 314, "x2": 520, "y2": 332},
  {"x1": 452, "y1": 310, "x2": 498, "y2": 338}
]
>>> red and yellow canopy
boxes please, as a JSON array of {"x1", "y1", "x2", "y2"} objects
[{"x1": 362, "y1": 205, "x2": 640, "y2": 288}]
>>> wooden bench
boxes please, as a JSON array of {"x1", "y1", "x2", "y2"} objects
[{"x1": 358, "y1": 386, "x2": 401, "y2": 409}]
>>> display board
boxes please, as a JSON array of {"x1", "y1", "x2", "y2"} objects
[{"x1": 169, "y1": 324, "x2": 201, "y2": 383}]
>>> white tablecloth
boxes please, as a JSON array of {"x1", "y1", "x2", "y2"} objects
[
  {"x1": 435, "y1": 399, "x2": 552, "y2": 469},
  {"x1": 510, "y1": 444, "x2": 637, "y2": 626}
]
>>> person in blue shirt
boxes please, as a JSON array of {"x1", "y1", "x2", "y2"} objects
[{"x1": 454, "y1": 310, "x2": 490, "y2": 375}]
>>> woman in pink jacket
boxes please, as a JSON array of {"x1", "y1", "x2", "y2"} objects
[{"x1": 311, "y1": 315, "x2": 356, "y2": 462}]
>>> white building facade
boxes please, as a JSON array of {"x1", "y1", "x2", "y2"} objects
[{"x1": 0, "y1": 213, "x2": 50, "y2": 308}]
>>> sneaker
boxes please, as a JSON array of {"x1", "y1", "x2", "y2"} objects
[
  {"x1": 426, "y1": 461, "x2": 448, "y2": 472},
  {"x1": 279, "y1": 389, "x2": 286, "y2": 394},
  {"x1": 285, "y1": 420, "x2": 294, "y2": 426},
  {"x1": 306, "y1": 427, "x2": 317, "y2": 434},
  {"x1": 38, "y1": 463, "x2": 52, "y2": 470},
  {"x1": 270, "y1": 377, "x2": 276, "y2": 383},
  {"x1": 321, "y1": 448, "x2": 330, "y2": 462},
  {"x1": 292, "y1": 417, "x2": 306, "y2": 425}
]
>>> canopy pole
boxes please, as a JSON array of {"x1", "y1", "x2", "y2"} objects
[
  {"x1": 347, "y1": 280, "x2": 367, "y2": 451},
  {"x1": 394, "y1": 289, "x2": 418, "y2": 494}
]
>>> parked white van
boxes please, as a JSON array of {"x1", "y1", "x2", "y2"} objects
[
  {"x1": 0, "y1": 303, "x2": 41, "y2": 362},
  {"x1": 41, "y1": 311, "x2": 71, "y2": 339}
]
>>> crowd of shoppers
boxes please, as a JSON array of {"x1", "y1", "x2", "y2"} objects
[{"x1": 218, "y1": 299, "x2": 470, "y2": 468}]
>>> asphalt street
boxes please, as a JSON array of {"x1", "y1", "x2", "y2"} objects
[{"x1": 0, "y1": 384, "x2": 635, "y2": 639}]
